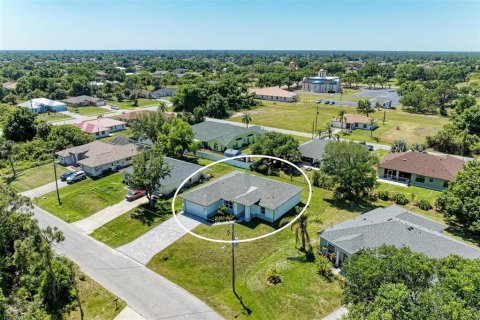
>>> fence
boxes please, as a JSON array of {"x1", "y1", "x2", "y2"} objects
[{"x1": 194, "y1": 150, "x2": 252, "y2": 170}]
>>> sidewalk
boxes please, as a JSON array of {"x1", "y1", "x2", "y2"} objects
[
  {"x1": 20, "y1": 179, "x2": 69, "y2": 199},
  {"x1": 72, "y1": 197, "x2": 149, "y2": 234}
]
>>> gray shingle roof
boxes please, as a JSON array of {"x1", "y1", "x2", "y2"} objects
[
  {"x1": 123, "y1": 157, "x2": 203, "y2": 187},
  {"x1": 319, "y1": 205, "x2": 480, "y2": 259},
  {"x1": 299, "y1": 140, "x2": 330, "y2": 160},
  {"x1": 181, "y1": 171, "x2": 303, "y2": 210},
  {"x1": 192, "y1": 122, "x2": 264, "y2": 146}
]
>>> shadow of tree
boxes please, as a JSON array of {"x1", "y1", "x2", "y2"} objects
[{"x1": 129, "y1": 203, "x2": 169, "y2": 226}]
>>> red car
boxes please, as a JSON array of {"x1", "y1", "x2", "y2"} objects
[{"x1": 126, "y1": 190, "x2": 146, "y2": 201}]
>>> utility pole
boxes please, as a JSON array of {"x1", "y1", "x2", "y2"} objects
[
  {"x1": 311, "y1": 122, "x2": 315, "y2": 139},
  {"x1": 314, "y1": 104, "x2": 319, "y2": 134},
  {"x1": 52, "y1": 153, "x2": 61, "y2": 205},
  {"x1": 383, "y1": 110, "x2": 386, "y2": 125},
  {"x1": 231, "y1": 222, "x2": 236, "y2": 295}
]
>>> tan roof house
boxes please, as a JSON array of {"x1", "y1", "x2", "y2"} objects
[
  {"x1": 56, "y1": 140, "x2": 139, "y2": 177},
  {"x1": 250, "y1": 87, "x2": 298, "y2": 103},
  {"x1": 331, "y1": 114, "x2": 377, "y2": 131},
  {"x1": 378, "y1": 151, "x2": 465, "y2": 190}
]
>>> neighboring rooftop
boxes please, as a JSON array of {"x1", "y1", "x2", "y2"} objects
[
  {"x1": 250, "y1": 87, "x2": 298, "y2": 98},
  {"x1": 2, "y1": 82, "x2": 17, "y2": 90},
  {"x1": 319, "y1": 205, "x2": 480, "y2": 259},
  {"x1": 63, "y1": 95, "x2": 105, "y2": 104},
  {"x1": 181, "y1": 171, "x2": 303, "y2": 210},
  {"x1": 192, "y1": 121, "x2": 264, "y2": 146},
  {"x1": 74, "y1": 118, "x2": 126, "y2": 134},
  {"x1": 17, "y1": 98, "x2": 66, "y2": 108},
  {"x1": 333, "y1": 113, "x2": 371, "y2": 124},
  {"x1": 115, "y1": 110, "x2": 154, "y2": 122},
  {"x1": 379, "y1": 151, "x2": 465, "y2": 181},
  {"x1": 299, "y1": 140, "x2": 330, "y2": 160}
]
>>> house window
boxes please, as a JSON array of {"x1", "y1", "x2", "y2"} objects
[
  {"x1": 363, "y1": 124, "x2": 367, "y2": 128},
  {"x1": 443, "y1": 180, "x2": 449, "y2": 188},
  {"x1": 126, "y1": 157, "x2": 131, "y2": 161},
  {"x1": 429, "y1": 178, "x2": 433, "y2": 183},
  {"x1": 260, "y1": 207, "x2": 266, "y2": 215},
  {"x1": 327, "y1": 243, "x2": 335, "y2": 253},
  {"x1": 415, "y1": 175, "x2": 425, "y2": 183},
  {"x1": 225, "y1": 201, "x2": 233, "y2": 210}
]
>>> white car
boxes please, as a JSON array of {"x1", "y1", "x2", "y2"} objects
[{"x1": 110, "y1": 105, "x2": 119, "y2": 110}]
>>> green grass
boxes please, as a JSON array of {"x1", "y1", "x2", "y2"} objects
[
  {"x1": 230, "y1": 100, "x2": 448, "y2": 145},
  {"x1": 108, "y1": 98, "x2": 159, "y2": 110},
  {"x1": 65, "y1": 264, "x2": 126, "y2": 320},
  {"x1": 100, "y1": 127, "x2": 134, "y2": 142},
  {"x1": 1, "y1": 162, "x2": 70, "y2": 192},
  {"x1": 37, "y1": 112, "x2": 72, "y2": 122},
  {"x1": 376, "y1": 182, "x2": 441, "y2": 203},
  {"x1": 36, "y1": 173, "x2": 128, "y2": 222},
  {"x1": 68, "y1": 106, "x2": 109, "y2": 116}
]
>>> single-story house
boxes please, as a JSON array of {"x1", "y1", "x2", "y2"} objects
[
  {"x1": 192, "y1": 121, "x2": 264, "y2": 152},
  {"x1": 56, "y1": 140, "x2": 139, "y2": 176},
  {"x1": 122, "y1": 157, "x2": 204, "y2": 197},
  {"x1": 319, "y1": 205, "x2": 480, "y2": 267},
  {"x1": 151, "y1": 88, "x2": 177, "y2": 98},
  {"x1": 115, "y1": 110, "x2": 154, "y2": 124},
  {"x1": 299, "y1": 139, "x2": 330, "y2": 165},
  {"x1": 2, "y1": 82, "x2": 17, "y2": 90},
  {"x1": 17, "y1": 98, "x2": 67, "y2": 113},
  {"x1": 331, "y1": 114, "x2": 377, "y2": 131},
  {"x1": 132, "y1": 89, "x2": 152, "y2": 99},
  {"x1": 378, "y1": 151, "x2": 465, "y2": 190},
  {"x1": 181, "y1": 171, "x2": 303, "y2": 223},
  {"x1": 250, "y1": 87, "x2": 298, "y2": 103},
  {"x1": 63, "y1": 95, "x2": 106, "y2": 107},
  {"x1": 74, "y1": 118, "x2": 126, "y2": 139}
]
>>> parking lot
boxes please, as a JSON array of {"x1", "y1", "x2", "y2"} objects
[{"x1": 351, "y1": 88, "x2": 400, "y2": 108}]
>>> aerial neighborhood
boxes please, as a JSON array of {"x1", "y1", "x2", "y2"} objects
[{"x1": 1, "y1": 2, "x2": 480, "y2": 318}]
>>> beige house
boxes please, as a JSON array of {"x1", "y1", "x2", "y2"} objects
[
  {"x1": 56, "y1": 140, "x2": 139, "y2": 177},
  {"x1": 331, "y1": 114, "x2": 377, "y2": 131},
  {"x1": 250, "y1": 87, "x2": 298, "y2": 103}
]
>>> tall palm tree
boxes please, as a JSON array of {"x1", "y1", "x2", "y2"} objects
[
  {"x1": 0, "y1": 139, "x2": 17, "y2": 177},
  {"x1": 242, "y1": 112, "x2": 252, "y2": 128},
  {"x1": 291, "y1": 207, "x2": 311, "y2": 252},
  {"x1": 318, "y1": 122, "x2": 333, "y2": 140},
  {"x1": 337, "y1": 110, "x2": 347, "y2": 132},
  {"x1": 369, "y1": 118, "x2": 376, "y2": 137}
]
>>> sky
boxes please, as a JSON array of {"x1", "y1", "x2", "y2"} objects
[{"x1": 0, "y1": 0, "x2": 479, "y2": 51}]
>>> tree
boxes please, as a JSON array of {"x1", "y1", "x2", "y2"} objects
[
  {"x1": 391, "y1": 139, "x2": 408, "y2": 153},
  {"x1": 291, "y1": 207, "x2": 311, "y2": 252},
  {"x1": 319, "y1": 122, "x2": 333, "y2": 140},
  {"x1": 204, "y1": 93, "x2": 229, "y2": 118},
  {"x1": 321, "y1": 141, "x2": 378, "y2": 201},
  {"x1": 3, "y1": 108, "x2": 37, "y2": 142},
  {"x1": 47, "y1": 125, "x2": 94, "y2": 151},
  {"x1": 0, "y1": 138, "x2": 17, "y2": 176},
  {"x1": 369, "y1": 118, "x2": 376, "y2": 137},
  {"x1": 250, "y1": 132, "x2": 301, "y2": 164},
  {"x1": 241, "y1": 112, "x2": 252, "y2": 128},
  {"x1": 357, "y1": 99, "x2": 373, "y2": 117},
  {"x1": 157, "y1": 118, "x2": 198, "y2": 158},
  {"x1": 130, "y1": 108, "x2": 167, "y2": 141},
  {"x1": 124, "y1": 146, "x2": 172, "y2": 206},
  {"x1": 36, "y1": 120, "x2": 52, "y2": 140},
  {"x1": 436, "y1": 161, "x2": 480, "y2": 233},
  {"x1": 411, "y1": 143, "x2": 426, "y2": 152},
  {"x1": 337, "y1": 110, "x2": 347, "y2": 131}
]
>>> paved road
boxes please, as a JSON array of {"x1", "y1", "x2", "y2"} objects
[
  {"x1": 33, "y1": 205, "x2": 223, "y2": 320},
  {"x1": 72, "y1": 197, "x2": 149, "y2": 234},
  {"x1": 20, "y1": 179, "x2": 69, "y2": 199},
  {"x1": 322, "y1": 306, "x2": 348, "y2": 320},
  {"x1": 114, "y1": 306, "x2": 145, "y2": 320},
  {"x1": 117, "y1": 212, "x2": 204, "y2": 265}
]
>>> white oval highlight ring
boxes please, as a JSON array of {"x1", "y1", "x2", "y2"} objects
[{"x1": 171, "y1": 154, "x2": 313, "y2": 243}]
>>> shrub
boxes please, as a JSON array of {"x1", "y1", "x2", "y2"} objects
[
  {"x1": 393, "y1": 193, "x2": 409, "y2": 205},
  {"x1": 266, "y1": 268, "x2": 282, "y2": 285},
  {"x1": 317, "y1": 256, "x2": 334, "y2": 280},
  {"x1": 377, "y1": 190, "x2": 390, "y2": 200},
  {"x1": 415, "y1": 199, "x2": 432, "y2": 211},
  {"x1": 311, "y1": 171, "x2": 335, "y2": 190}
]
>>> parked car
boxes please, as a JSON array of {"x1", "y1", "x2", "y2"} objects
[
  {"x1": 60, "y1": 171, "x2": 75, "y2": 181},
  {"x1": 315, "y1": 99, "x2": 322, "y2": 104},
  {"x1": 126, "y1": 189, "x2": 146, "y2": 201},
  {"x1": 110, "y1": 105, "x2": 119, "y2": 110},
  {"x1": 330, "y1": 100, "x2": 335, "y2": 105},
  {"x1": 66, "y1": 171, "x2": 86, "y2": 184},
  {"x1": 357, "y1": 141, "x2": 374, "y2": 151},
  {"x1": 324, "y1": 100, "x2": 330, "y2": 104}
]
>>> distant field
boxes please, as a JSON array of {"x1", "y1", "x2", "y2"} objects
[
  {"x1": 230, "y1": 99, "x2": 448, "y2": 145},
  {"x1": 68, "y1": 106, "x2": 108, "y2": 116}
]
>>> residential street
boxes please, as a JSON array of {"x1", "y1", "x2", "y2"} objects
[{"x1": 33, "y1": 205, "x2": 223, "y2": 320}]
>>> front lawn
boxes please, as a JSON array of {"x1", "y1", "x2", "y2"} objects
[
  {"x1": 36, "y1": 173, "x2": 128, "y2": 222},
  {"x1": 37, "y1": 112, "x2": 72, "y2": 122},
  {"x1": 108, "y1": 98, "x2": 159, "y2": 110},
  {"x1": 1, "y1": 162, "x2": 70, "y2": 192},
  {"x1": 230, "y1": 101, "x2": 448, "y2": 145},
  {"x1": 68, "y1": 106, "x2": 110, "y2": 116}
]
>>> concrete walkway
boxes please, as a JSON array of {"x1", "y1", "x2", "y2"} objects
[
  {"x1": 33, "y1": 205, "x2": 222, "y2": 320},
  {"x1": 117, "y1": 212, "x2": 204, "y2": 265},
  {"x1": 72, "y1": 197, "x2": 149, "y2": 234},
  {"x1": 322, "y1": 306, "x2": 348, "y2": 320},
  {"x1": 114, "y1": 306, "x2": 145, "y2": 320},
  {"x1": 20, "y1": 179, "x2": 69, "y2": 199}
]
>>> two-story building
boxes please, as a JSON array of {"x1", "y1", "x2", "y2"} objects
[{"x1": 301, "y1": 69, "x2": 342, "y2": 93}]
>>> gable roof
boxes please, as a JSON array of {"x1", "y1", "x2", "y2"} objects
[
  {"x1": 74, "y1": 118, "x2": 126, "y2": 134},
  {"x1": 299, "y1": 140, "x2": 330, "y2": 160},
  {"x1": 17, "y1": 98, "x2": 66, "y2": 108},
  {"x1": 181, "y1": 171, "x2": 303, "y2": 210},
  {"x1": 319, "y1": 205, "x2": 480, "y2": 259},
  {"x1": 379, "y1": 151, "x2": 465, "y2": 181},
  {"x1": 192, "y1": 121, "x2": 264, "y2": 146},
  {"x1": 63, "y1": 95, "x2": 104, "y2": 104},
  {"x1": 250, "y1": 87, "x2": 298, "y2": 98}
]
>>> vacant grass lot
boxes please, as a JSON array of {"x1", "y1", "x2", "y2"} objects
[
  {"x1": 68, "y1": 106, "x2": 108, "y2": 116},
  {"x1": 66, "y1": 264, "x2": 126, "y2": 320},
  {"x1": 1, "y1": 162, "x2": 69, "y2": 192},
  {"x1": 108, "y1": 98, "x2": 158, "y2": 110},
  {"x1": 230, "y1": 100, "x2": 448, "y2": 145},
  {"x1": 37, "y1": 112, "x2": 72, "y2": 122},
  {"x1": 36, "y1": 173, "x2": 128, "y2": 222}
]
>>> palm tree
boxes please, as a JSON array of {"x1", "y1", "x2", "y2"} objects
[
  {"x1": 0, "y1": 139, "x2": 17, "y2": 177},
  {"x1": 242, "y1": 112, "x2": 252, "y2": 128},
  {"x1": 337, "y1": 110, "x2": 347, "y2": 132},
  {"x1": 291, "y1": 207, "x2": 311, "y2": 252},
  {"x1": 319, "y1": 123, "x2": 333, "y2": 140},
  {"x1": 369, "y1": 118, "x2": 376, "y2": 138},
  {"x1": 158, "y1": 101, "x2": 168, "y2": 113}
]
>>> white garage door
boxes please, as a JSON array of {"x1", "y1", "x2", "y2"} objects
[{"x1": 184, "y1": 201, "x2": 207, "y2": 219}]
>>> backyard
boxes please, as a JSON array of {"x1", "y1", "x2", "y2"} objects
[
  {"x1": 230, "y1": 96, "x2": 448, "y2": 145},
  {"x1": 108, "y1": 98, "x2": 159, "y2": 110},
  {"x1": 36, "y1": 172, "x2": 128, "y2": 222},
  {"x1": 1, "y1": 162, "x2": 70, "y2": 192}
]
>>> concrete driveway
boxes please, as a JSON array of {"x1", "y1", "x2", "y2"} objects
[
  {"x1": 117, "y1": 212, "x2": 204, "y2": 265},
  {"x1": 33, "y1": 205, "x2": 222, "y2": 320}
]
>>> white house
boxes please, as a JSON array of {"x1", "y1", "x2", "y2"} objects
[
  {"x1": 151, "y1": 88, "x2": 177, "y2": 98},
  {"x1": 74, "y1": 118, "x2": 126, "y2": 139},
  {"x1": 301, "y1": 69, "x2": 342, "y2": 93},
  {"x1": 16, "y1": 98, "x2": 67, "y2": 113},
  {"x1": 181, "y1": 171, "x2": 303, "y2": 223},
  {"x1": 331, "y1": 114, "x2": 377, "y2": 131},
  {"x1": 250, "y1": 87, "x2": 298, "y2": 103}
]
